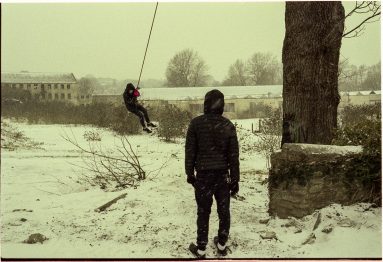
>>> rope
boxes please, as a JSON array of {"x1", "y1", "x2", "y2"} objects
[{"x1": 137, "y1": 2, "x2": 159, "y2": 88}]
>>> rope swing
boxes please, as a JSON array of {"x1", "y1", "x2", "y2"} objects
[{"x1": 137, "y1": 2, "x2": 159, "y2": 88}]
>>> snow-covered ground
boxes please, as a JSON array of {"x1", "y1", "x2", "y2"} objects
[{"x1": 1, "y1": 119, "x2": 381, "y2": 259}]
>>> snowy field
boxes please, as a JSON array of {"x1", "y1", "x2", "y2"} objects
[{"x1": 0, "y1": 119, "x2": 381, "y2": 259}]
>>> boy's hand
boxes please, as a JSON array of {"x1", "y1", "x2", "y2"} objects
[
  {"x1": 187, "y1": 175, "x2": 196, "y2": 187},
  {"x1": 230, "y1": 182, "x2": 239, "y2": 196}
]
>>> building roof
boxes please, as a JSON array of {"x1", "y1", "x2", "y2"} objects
[
  {"x1": 138, "y1": 87, "x2": 381, "y2": 100},
  {"x1": 140, "y1": 85, "x2": 284, "y2": 100},
  {"x1": 340, "y1": 90, "x2": 381, "y2": 96},
  {"x1": 96, "y1": 85, "x2": 282, "y2": 100},
  {"x1": 93, "y1": 85, "x2": 381, "y2": 101},
  {"x1": 1, "y1": 72, "x2": 77, "y2": 84}
]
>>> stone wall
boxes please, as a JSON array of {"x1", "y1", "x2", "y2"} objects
[{"x1": 268, "y1": 143, "x2": 381, "y2": 218}]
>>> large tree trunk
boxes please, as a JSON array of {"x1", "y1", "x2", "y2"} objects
[{"x1": 282, "y1": 2, "x2": 345, "y2": 145}]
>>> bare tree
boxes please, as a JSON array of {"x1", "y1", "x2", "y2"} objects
[
  {"x1": 78, "y1": 76, "x2": 99, "y2": 96},
  {"x1": 338, "y1": 58, "x2": 351, "y2": 80},
  {"x1": 165, "y1": 49, "x2": 209, "y2": 87},
  {"x1": 247, "y1": 52, "x2": 281, "y2": 85},
  {"x1": 190, "y1": 59, "x2": 209, "y2": 87},
  {"x1": 361, "y1": 62, "x2": 381, "y2": 90},
  {"x1": 338, "y1": 58, "x2": 361, "y2": 91},
  {"x1": 337, "y1": 61, "x2": 379, "y2": 91},
  {"x1": 343, "y1": 1, "x2": 381, "y2": 38},
  {"x1": 282, "y1": 2, "x2": 345, "y2": 145},
  {"x1": 222, "y1": 59, "x2": 248, "y2": 86}
]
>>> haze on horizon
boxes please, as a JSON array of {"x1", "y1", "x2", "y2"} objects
[{"x1": 1, "y1": 1, "x2": 381, "y2": 82}]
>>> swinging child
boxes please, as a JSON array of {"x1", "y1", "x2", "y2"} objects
[{"x1": 123, "y1": 83, "x2": 156, "y2": 133}]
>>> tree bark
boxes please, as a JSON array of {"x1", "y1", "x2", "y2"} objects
[{"x1": 282, "y1": 2, "x2": 345, "y2": 145}]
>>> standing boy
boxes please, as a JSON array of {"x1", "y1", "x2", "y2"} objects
[{"x1": 185, "y1": 89, "x2": 240, "y2": 258}]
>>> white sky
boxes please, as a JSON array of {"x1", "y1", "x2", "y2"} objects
[{"x1": 1, "y1": 1, "x2": 381, "y2": 82}]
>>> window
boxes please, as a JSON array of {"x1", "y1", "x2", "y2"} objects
[
  {"x1": 48, "y1": 93, "x2": 52, "y2": 100},
  {"x1": 81, "y1": 95, "x2": 84, "y2": 99},
  {"x1": 224, "y1": 103, "x2": 235, "y2": 112},
  {"x1": 86, "y1": 95, "x2": 90, "y2": 99},
  {"x1": 41, "y1": 84, "x2": 45, "y2": 90},
  {"x1": 34, "y1": 84, "x2": 38, "y2": 89},
  {"x1": 55, "y1": 84, "x2": 58, "y2": 89},
  {"x1": 55, "y1": 94, "x2": 59, "y2": 100},
  {"x1": 67, "y1": 84, "x2": 70, "y2": 89},
  {"x1": 61, "y1": 84, "x2": 64, "y2": 89},
  {"x1": 41, "y1": 93, "x2": 46, "y2": 99},
  {"x1": 370, "y1": 100, "x2": 381, "y2": 105},
  {"x1": 189, "y1": 104, "x2": 203, "y2": 113},
  {"x1": 12, "y1": 84, "x2": 16, "y2": 89},
  {"x1": 61, "y1": 93, "x2": 65, "y2": 99},
  {"x1": 19, "y1": 84, "x2": 24, "y2": 89},
  {"x1": 27, "y1": 84, "x2": 31, "y2": 88},
  {"x1": 68, "y1": 93, "x2": 71, "y2": 100},
  {"x1": 48, "y1": 84, "x2": 52, "y2": 89}
]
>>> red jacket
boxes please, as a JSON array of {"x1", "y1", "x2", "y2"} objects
[{"x1": 133, "y1": 89, "x2": 140, "y2": 97}]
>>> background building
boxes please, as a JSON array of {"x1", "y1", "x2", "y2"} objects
[
  {"x1": 92, "y1": 85, "x2": 381, "y2": 118},
  {"x1": 0, "y1": 72, "x2": 91, "y2": 105}
]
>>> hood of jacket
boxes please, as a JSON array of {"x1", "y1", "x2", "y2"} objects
[
  {"x1": 204, "y1": 89, "x2": 224, "y2": 115},
  {"x1": 125, "y1": 83, "x2": 135, "y2": 92}
]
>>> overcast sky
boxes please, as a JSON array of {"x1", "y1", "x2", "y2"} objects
[{"x1": 1, "y1": 2, "x2": 381, "y2": 82}]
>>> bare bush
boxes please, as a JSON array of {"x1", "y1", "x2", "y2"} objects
[
  {"x1": 109, "y1": 105, "x2": 142, "y2": 135},
  {"x1": 1, "y1": 101, "x2": 141, "y2": 135},
  {"x1": 253, "y1": 109, "x2": 282, "y2": 168},
  {"x1": 1, "y1": 120, "x2": 43, "y2": 151},
  {"x1": 83, "y1": 130, "x2": 102, "y2": 142},
  {"x1": 62, "y1": 131, "x2": 145, "y2": 191}
]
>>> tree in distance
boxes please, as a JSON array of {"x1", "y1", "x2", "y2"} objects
[{"x1": 165, "y1": 49, "x2": 209, "y2": 87}]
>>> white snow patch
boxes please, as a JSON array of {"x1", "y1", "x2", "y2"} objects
[
  {"x1": 1, "y1": 120, "x2": 381, "y2": 258},
  {"x1": 283, "y1": 143, "x2": 363, "y2": 155}
]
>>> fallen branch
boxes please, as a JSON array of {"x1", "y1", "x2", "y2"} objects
[
  {"x1": 95, "y1": 193, "x2": 127, "y2": 212},
  {"x1": 313, "y1": 212, "x2": 322, "y2": 231}
]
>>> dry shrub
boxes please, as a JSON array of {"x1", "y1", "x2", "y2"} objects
[{"x1": 157, "y1": 104, "x2": 192, "y2": 142}]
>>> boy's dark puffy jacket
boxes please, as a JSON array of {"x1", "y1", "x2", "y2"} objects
[
  {"x1": 123, "y1": 83, "x2": 140, "y2": 105},
  {"x1": 185, "y1": 89, "x2": 240, "y2": 184}
]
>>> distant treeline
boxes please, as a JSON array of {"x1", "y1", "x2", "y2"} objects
[
  {"x1": 81, "y1": 55, "x2": 380, "y2": 94},
  {"x1": 338, "y1": 61, "x2": 381, "y2": 92}
]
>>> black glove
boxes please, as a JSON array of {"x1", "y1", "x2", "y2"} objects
[
  {"x1": 187, "y1": 175, "x2": 196, "y2": 187},
  {"x1": 230, "y1": 182, "x2": 239, "y2": 196}
]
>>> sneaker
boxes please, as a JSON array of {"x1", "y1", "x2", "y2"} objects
[
  {"x1": 189, "y1": 243, "x2": 206, "y2": 259},
  {"x1": 147, "y1": 122, "x2": 157, "y2": 128},
  {"x1": 213, "y1": 236, "x2": 228, "y2": 256},
  {"x1": 143, "y1": 127, "x2": 152, "y2": 133}
]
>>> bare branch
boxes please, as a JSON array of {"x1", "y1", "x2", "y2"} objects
[
  {"x1": 345, "y1": 1, "x2": 366, "y2": 19},
  {"x1": 343, "y1": 1, "x2": 381, "y2": 39}
]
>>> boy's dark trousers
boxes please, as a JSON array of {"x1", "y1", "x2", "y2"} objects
[
  {"x1": 126, "y1": 103, "x2": 150, "y2": 127},
  {"x1": 194, "y1": 171, "x2": 231, "y2": 250}
]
